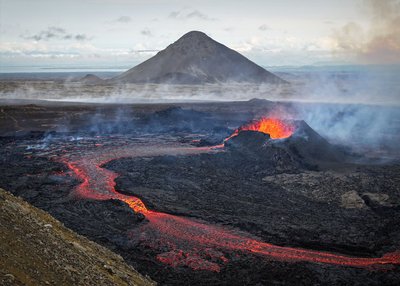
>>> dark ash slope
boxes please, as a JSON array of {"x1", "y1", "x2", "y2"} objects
[{"x1": 112, "y1": 31, "x2": 286, "y2": 84}]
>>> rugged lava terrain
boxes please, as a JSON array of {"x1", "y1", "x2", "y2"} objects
[
  {"x1": 1, "y1": 101, "x2": 400, "y2": 285},
  {"x1": 107, "y1": 137, "x2": 400, "y2": 257}
]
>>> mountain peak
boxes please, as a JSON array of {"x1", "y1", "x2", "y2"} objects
[
  {"x1": 112, "y1": 31, "x2": 287, "y2": 85},
  {"x1": 175, "y1": 31, "x2": 212, "y2": 45},
  {"x1": 180, "y1": 30, "x2": 209, "y2": 39},
  {"x1": 166, "y1": 31, "x2": 218, "y2": 55}
]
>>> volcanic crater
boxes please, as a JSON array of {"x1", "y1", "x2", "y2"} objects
[{"x1": 1, "y1": 104, "x2": 399, "y2": 285}]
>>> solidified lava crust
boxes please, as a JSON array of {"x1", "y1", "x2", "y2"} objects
[
  {"x1": 61, "y1": 145, "x2": 400, "y2": 272},
  {"x1": 1, "y1": 131, "x2": 400, "y2": 285}
]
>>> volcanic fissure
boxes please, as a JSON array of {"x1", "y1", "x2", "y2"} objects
[{"x1": 60, "y1": 119, "x2": 400, "y2": 272}]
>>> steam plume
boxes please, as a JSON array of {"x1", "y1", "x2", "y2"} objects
[{"x1": 333, "y1": 0, "x2": 400, "y2": 64}]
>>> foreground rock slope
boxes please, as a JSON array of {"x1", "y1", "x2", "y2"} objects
[{"x1": 0, "y1": 188, "x2": 155, "y2": 286}]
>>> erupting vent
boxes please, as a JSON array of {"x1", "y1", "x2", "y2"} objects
[
  {"x1": 226, "y1": 117, "x2": 295, "y2": 141},
  {"x1": 44, "y1": 135, "x2": 399, "y2": 273}
]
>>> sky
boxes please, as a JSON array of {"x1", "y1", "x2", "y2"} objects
[{"x1": 0, "y1": 0, "x2": 399, "y2": 70}]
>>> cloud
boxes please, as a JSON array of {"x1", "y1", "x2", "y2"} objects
[
  {"x1": 0, "y1": 41, "x2": 48, "y2": 55},
  {"x1": 21, "y1": 26, "x2": 91, "y2": 42},
  {"x1": 114, "y1": 16, "x2": 132, "y2": 23},
  {"x1": 21, "y1": 26, "x2": 65, "y2": 41},
  {"x1": 324, "y1": 20, "x2": 334, "y2": 25},
  {"x1": 332, "y1": 0, "x2": 400, "y2": 64},
  {"x1": 229, "y1": 35, "x2": 335, "y2": 66},
  {"x1": 75, "y1": 34, "x2": 90, "y2": 41},
  {"x1": 141, "y1": 28, "x2": 152, "y2": 37},
  {"x1": 186, "y1": 10, "x2": 210, "y2": 20},
  {"x1": 258, "y1": 24, "x2": 270, "y2": 31},
  {"x1": 0, "y1": 39, "x2": 160, "y2": 61},
  {"x1": 168, "y1": 9, "x2": 215, "y2": 21}
]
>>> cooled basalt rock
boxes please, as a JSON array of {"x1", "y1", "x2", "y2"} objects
[
  {"x1": 285, "y1": 120, "x2": 349, "y2": 163},
  {"x1": 224, "y1": 120, "x2": 350, "y2": 166},
  {"x1": 224, "y1": 130, "x2": 270, "y2": 150}
]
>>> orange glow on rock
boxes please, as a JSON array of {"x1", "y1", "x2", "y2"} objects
[
  {"x1": 61, "y1": 145, "x2": 400, "y2": 272},
  {"x1": 226, "y1": 117, "x2": 295, "y2": 141}
]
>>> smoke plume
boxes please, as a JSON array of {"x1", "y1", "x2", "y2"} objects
[{"x1": 333, "y1": 0, "x2": 400, "y2": 64}]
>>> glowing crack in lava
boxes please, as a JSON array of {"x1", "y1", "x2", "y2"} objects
[
  {"x1": 225, "y1": 117, "x2": 296, "y2": 142},
  {"x1": 62, "y1": 144, "x2": 400, "y2": 272}
]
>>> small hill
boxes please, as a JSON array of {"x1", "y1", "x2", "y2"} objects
[
  {"x1": 225, "y1": 120, "x2": 350, "y2": 167},
  {"x1": 79, "y1": 74, "x2": 103, "y2": 84},
  {"x1": 0, "y1": 188, "x2": 155, "y2": 286},
  {"x1": 112, "y1": 31, "x2": 286, "y2": 84}
]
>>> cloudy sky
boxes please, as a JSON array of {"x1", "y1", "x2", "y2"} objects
[{"x1": 0, "y1": 0, "x2": 399, "y2": 70}]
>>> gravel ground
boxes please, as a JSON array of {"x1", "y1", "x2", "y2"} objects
[{"x1": 0, "y1": 188, "x2": 155, "y2": 286}]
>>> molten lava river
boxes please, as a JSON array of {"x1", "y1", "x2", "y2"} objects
[{"x1": 51, "y1": 131, "x2": 400, "y2": 273}]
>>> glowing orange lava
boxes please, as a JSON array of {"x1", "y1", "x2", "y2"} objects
[
  {"x1": 226, "y1": 117, "x2": 295, "y2": 141},
  {"x1": 61, "y1": 144, "x2": 400, "y2": 272}
]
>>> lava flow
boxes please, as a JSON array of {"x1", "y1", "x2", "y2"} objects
[
  {"x1": 62, "y1": 143, "x2": 400, "y2": 272},
  {"x1": 225, "y1": 117, "x2": 295, "y2": 142}
]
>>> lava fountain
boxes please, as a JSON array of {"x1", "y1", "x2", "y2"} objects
[
  {"x1": 61, "y1": 141, "x2": 400, "y2": 272},
  {"x1": 225, "y1": 117, "x2": 296, "y2": 142}
]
